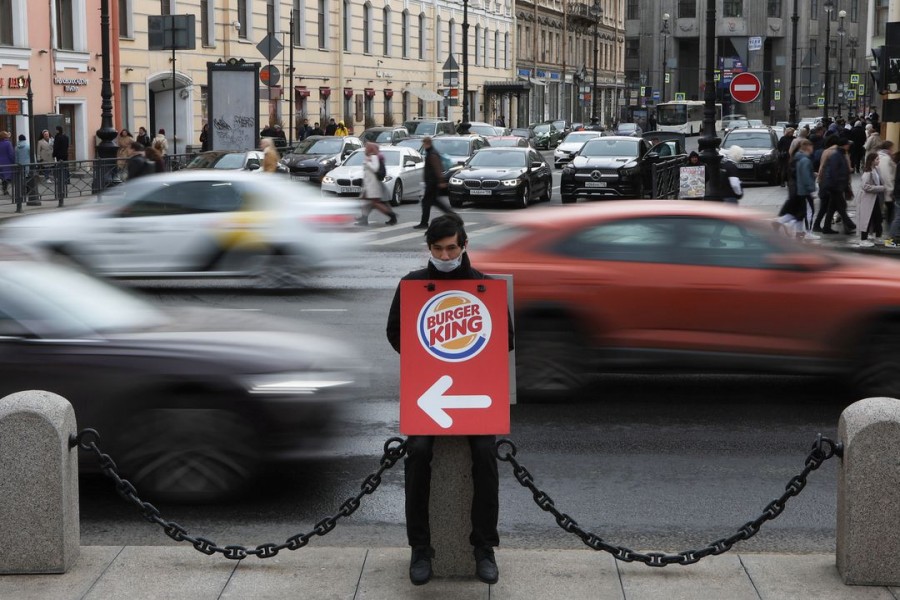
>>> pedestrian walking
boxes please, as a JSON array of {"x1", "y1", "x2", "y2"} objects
[
  {"x1": 259, "y1": 138, "x2": 279, "y2": 173},
  {"x1": 812, "y1": 135, "x2": 840, "y2": 232},
  {"x1": 136, "y1": 127, "x2": 151, "y2": 148},
  {"x1": 414, "y1": 136, "x2": 455, "y2": 230},
  {"x1": 855, "y1": 152, "x2": 886, "y2": 247},
  {"x1": 37, "y1": 129, "x2": 53, "y2": 181},
  {"x1": 0, "y1": 131, "x2": 16, "y2": 195},
  {"x1": 126, "y1": 142, "x2": 156, "y2": 180},
  {"x1": 52, "y1": 126, "x2": 70, "y2": 185},
  {"x1": 863, "y1": 124, "x2": 881, "y2": 157},
  {"x1": 334, "y1": 121, "x2": 349, "y2": 136},
  {"x1": 117, "y1": 129, "x2": 134, "y2": 171},
  {"x1": 200, "y1": 123, "x2": 210, "y2": 152},
  {"x1": 776, "y1": 127, "x2": 794, "y2": 187},
  {"x1": 385, "y1": 214, "x2": 513, "y2": 586},
  {"x1": 356, "y1": 142, "x2": 398, "y2": 226},
  {"x1": 819, "y1": 138, "x2": 857, "y2": 235},
  {"x1": 849, "y1": 121, "x2": 866, "y2": 172},
  {"x1": 143, "y1": 145, "x2": 165, "y2": 174},
  {"x1": 152, "y1": 129, "x2": 168, "y2": 155},
  {"x1": 776, "y1": 139, "x2": 817, "y2": 239},
  {"x1": 876, "y1": 141, "x2": 896, "y2": 233},
  {"x1": 15, "y1": 134, "x2": 30, "y2": 173}
]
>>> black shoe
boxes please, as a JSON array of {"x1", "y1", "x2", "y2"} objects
[
  {"x1": 845, "y1": 225, "x2": 858, "y2": 235},
  {"x1": 821, "y1": 228, "x2": 839, "y2": 234},
  {"x1": 386, "y1": 215, "x2": 398, "y2": 226},
  {"x1": 812, "y1": 225, "x2": 823, "y2": 232},
  {"x1": 413, "y1": 223, "x2": 428, "y2": 230},
  {"x1": 474, "y1": 546, "x2": 499, "y2": 584},
  {"x1": 355, "y1": 218, "x2": 368, "y2": 226},
  {"x1": 409, "y1": 546, "x2": 434, "y2": 586}
]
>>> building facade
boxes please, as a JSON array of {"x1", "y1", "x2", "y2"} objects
[{"x1": 624, "y1": 0, "x2": 870, "y2": 126}]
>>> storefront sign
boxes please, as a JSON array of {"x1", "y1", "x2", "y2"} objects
[
  {"x1": 54, "y1": 77, "x2": 89, "y2": 93},
  {"x1": 0, "y1": 99, "x2": 23, "y2": 115},
  {"x1": 7, "y1": 76, "x2": 27, "y2": 89}
]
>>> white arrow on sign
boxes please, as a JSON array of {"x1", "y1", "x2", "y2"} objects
[{"x1": 417, "y1": 375, "x2": 492, "y2": 429}]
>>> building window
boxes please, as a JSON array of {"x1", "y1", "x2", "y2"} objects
[
  {"x1": 435, "y1": 16, "x2": 441, "y2": 62},
  {"x1": 237, "y1": 0, "x2": 248, "y2": 38},
  {"x1": 484, "y1": 27, "x2": 489, "y2": 66},
  {"x1": 160, "y1": 0, "x2": 171, "y2": 16},
  {"x1": 723, "y1": 0, "x2": 742, "y2": 17},
  {"x1": 0, "y1": 0, "x2": 12, "y2": 46},
  {"x1": 678, "y1": 0, "x2": 695, "y2": 19},
  {"x1": 494, "y1": 30, "x2": 499, "y2": 68},
  {"x1": 383, "y1": 7, "x2": 391, "y2": 56},
  {"x1": 625, "y1": 38, "x2": 639, "y2": 59},
  {"x1": 626, "y1": 0, "x2": 638, "y2": 20},
  {"x1": 504, "y1": 32, "x2": 509, "y2": 68},
  {"x1": 200, "y1": 0, "x2": 215, "y2": 46},
  {"x1": 56, "y1": 0, "x2": 75, "y2": 49},
  {"x1": 850, "y1": 0, "x2": 858, "y2": 22},
  {"x1": 418, "y1": 13, "x2": 425, "y2": 60},
  {"x1": 811, "y1": 0, "x2": 818, "y2": 16},
  {"x1": 363, "y1": 3, "x2": 372, "y2": 54},
  {"x1": 118, "y1": 0, "x2": 133, "y2": 38},
  {"x1": 120, "y1": 83, "x2": 132, "y2": 132},
  {"x1": 767, "y1": 0, "x2": 781, "y2": 18},
  {"x1": 401, "y1": 10, "x2": 409, "y2": 58},
  {"x1": 318, "y1": 0, "x2": 327, "y2": 49},
  {"x1": 474, "y1": 25, "x2": 481, "y2": 66},
  {"x1": 294, "y1": 0, "x2": 305, "y2": 47},
  {"x1": 342, "y1": 0, "x2": 350, "y2": 51}
]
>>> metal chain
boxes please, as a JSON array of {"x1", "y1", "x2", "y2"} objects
[
  {"x1": 495, "y1": 434, "x2": 843, "y2": 567},
  {"x1": 71, "y1": 429, "x2": 407, "y2": 560}
]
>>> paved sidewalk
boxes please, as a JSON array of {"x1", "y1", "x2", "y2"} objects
[{"x1": 2, "y1": 547, "x2": 898, "y2": 599}]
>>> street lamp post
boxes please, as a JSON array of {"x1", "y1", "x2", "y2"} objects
[
  {"x1": 788, "y1": 0, "x2": 800, "y2": 126},
  {"x1": 93, "y1": 0, "x2": 118, "y2": 197},
  {"x1": 837, "y1": 9, "x2": 846, "y2": 118},
  {"x1": 848, "y1": 37, "x2": 859, "y2": 117},
  {"x1": 823, "y1": 0, "x2": 834, "y2": 122},
  {"x1": 462, "y1": 0, "x2": 470, "y2": 123},
  {"x1": 590, "y1": 0, "x2": 603, "y2": 125},
  {"x1": 661, "y1": 13, "x2": 670, "y2": 104},
  {"x1": 699, "y1": 0, "x2": 722, "y2": 199}
]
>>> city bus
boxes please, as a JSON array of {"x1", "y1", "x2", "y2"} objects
[{"x1": 656, "y1": 101, "x2": 723, "y2": 136}]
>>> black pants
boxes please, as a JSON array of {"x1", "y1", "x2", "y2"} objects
[
  {"x1": 862, "y1": 202, "x2": 883, "y2": 239},
  {"x1": 404, "y1": 435, "x2": 500, "y2": 549},
  {"x1": 823, "y1": 188, "x2": 856, "y2": 233},
  {"x1": 418, "y1": 185, "x2": 453, "y2": 226}
]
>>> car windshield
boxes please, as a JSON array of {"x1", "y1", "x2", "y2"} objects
[
  {"x1": 724, "y1": 132, "x2": 774, "y2": 149},
  {"x1": 616, "y1": 124, "x2": 637, "y2": 133},
  {"x1": 211, "y1": 153, "x2": 247, "y2": 169},
  {"x1": 511, "y1": 129, "x2": 531, "y2": 137},
  {"x1": 0, "y1": 262, "x2": 168, "y2": 337},
  {"x1": 532, "y1": 124, "x2": 551, "y2": 134},
  {"x1": 290, "y1": 138, "x2": 342, "y2": 155},
  {"x1": 553, "y1": 121, "x2": 566, "y2": 130},
  {"x1": 468, "y1": 151, "x2": 526, "y2": 168},
  {"x1": 563, "y1": 132, "x2": 600, "y2": 144},
  {"x1": 396, "y1": 139, "x2": 424, "y2": 150},
  {"x1": 431, "y1": 139, "x2": 470, "y2": 156},
  {"x1": 488, "y1": 138, "x2": 522, "y2": 147},
  {"x1": 581, "y1": 139, "x2": 640, "y2": 157},
  {"x1": 342, "y1": 150, "x2": 366, "y2": 166},
  {"x1": 467, "y1": 124, "x2": 496, "y2": 136},
  {"x1": 405, "y1": 121, "x2": 438, "y2": 135},
  {"x1": 342, "y1": 149, "x2": 403, "y2": 166}
]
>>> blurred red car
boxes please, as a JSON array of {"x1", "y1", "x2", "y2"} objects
[{"x1": 473, "y1": 201, "x2": 900, "y2": 398}]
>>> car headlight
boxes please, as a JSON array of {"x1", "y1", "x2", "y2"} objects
[
  {"x1": 449, "y1": 177, "x2": 464, "y2": 185},
  {"x1": 501, "y1": 178, "x2": 520, "y2": 186},
  {"x1": 322, "y1": 175, "x2": 336, "y2": 184},
  {"x1": 247, "y1": 372, "x2": 356, "y2": 395},
  {"x1": 759, "y1": 154, "x2": 775, "y2": 163},
  {"x1": 318, "y1": 156, "x2": 337, "y2": 166}
]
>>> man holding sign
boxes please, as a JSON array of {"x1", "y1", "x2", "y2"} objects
[{"x1": 386, "y1": 215, "x2": 514, "y2": 586}]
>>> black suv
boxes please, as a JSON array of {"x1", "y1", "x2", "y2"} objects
[
  {"x1": 360, "y1": 126, "x2": 410, "y2": 145},
  {"x1": 403, "y1": 119, "x2": 456, "y2": 137},
  {"x1": 560, "y1": 134, "x2": 686, "y2": 201},
  {"x1": 719, "y1": 128, "x2": 779, "y2": 185},
  {"x1": 279, "y1": 135, "x2": 362, "y2": 183}
]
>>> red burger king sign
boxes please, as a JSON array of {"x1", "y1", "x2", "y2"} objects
[{"x1": 400, "y1": 280, "x2": 510, "y2": 435}]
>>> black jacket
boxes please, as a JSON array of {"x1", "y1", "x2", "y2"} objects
[
  {"x1": 386, "y1": 252, "x2": 514, "y2": 353},
  {"x1": 52, "y1": 133, "x2": 69, "y2": 161},
  {"x1": 422, "y1": 146, "x2": 444, "y2": 189},
  {"x1": 821, "y1": 147, "x2": 851, "y2": 192}
]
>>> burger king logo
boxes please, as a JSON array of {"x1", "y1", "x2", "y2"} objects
[{"x1": 417, "y1": 291, "x2": 492, "y2": 362}]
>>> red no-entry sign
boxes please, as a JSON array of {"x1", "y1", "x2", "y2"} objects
[
  {"x1": 730, "y1": 72, "x2": 761, "y2": 103},
  {"x1": 399, "y1": 280, "x2": 509, "y2": 436}
]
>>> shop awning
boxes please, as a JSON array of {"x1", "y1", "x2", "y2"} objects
[
  {"x1": 405, "y1": 87, "x2": 444, "y2": 102},
  {"x1": 484, "y1": 80, "x2": 532, "y2": 94}
]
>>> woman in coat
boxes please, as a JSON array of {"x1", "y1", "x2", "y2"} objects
[
  {"x1": 356, "y1": 142, "x2": 397, "y2": 226},
  {"x1": 0, "y1": 131, "x2": 15, "y2": 195},
  {"x1": 856, "y1": 152, "x2": 887, "y2": 247}
]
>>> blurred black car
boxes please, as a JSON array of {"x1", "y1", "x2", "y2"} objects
[
  {"x1": 0, "y1": 257, "x2": 366, "y2": 503},
  {"x1": 551, "y1": 120, "x2": 573, "y2": 137},
  {"x1": 510, "y1": 128, "x2": 536, "y2": 146},
  {"x1": 530, "y1": 122, "x2": 562, "y2": 149},
  {"x1": 719, "y1": 128, "x2": 780, "y2": 185},
  {"x1": 448, "y1": 147, "x2": 552, "y2": 209},
  {"x1": 280, "y1": 135, "x2": 363, "y2": 183},
  {"x1": 185, "y1": 150, "x2": 289, "y2": 174},
  {"x1": 430, "y1": 135, "x2": 490, "y2": 180},
  {"x1": 560, "y1": 134, "x2": 686, "y2": 201}
]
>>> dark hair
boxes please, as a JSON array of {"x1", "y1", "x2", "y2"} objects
[
  {"x1": 426, "y1": 214, "x2": 467, "y2": 246},
  {"x1": 56, "y1": 126, "x2": 63, "y2": 133},
  {"x1": 823, "y1": 134, "x2": 838, "y2": 148},
  {"x1": 158, "y1": 128, "x2": 165, "y2": 135},
  {"x1": 18, "y1": 134, "x2": 25, "y2": 141},
  {"x1": 688, "y1": 151, "x2": 700, "y2": 162},
  {"x1": 129, "y1": 141, "x2": 145, "y2": 151},
  {"x1": 863, "y1": 152, "x2": 879, "y2": 172}
]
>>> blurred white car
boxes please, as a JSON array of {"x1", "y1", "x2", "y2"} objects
[
  {"x1": 321, "y1": 146, "x2": 425, "y2": 206},
  {"x1": 0, "y1": 171, "x2": 360, "y2": 288},
  {"x1": 553, "y1": 131, "x2": 604, "y2": 168}
]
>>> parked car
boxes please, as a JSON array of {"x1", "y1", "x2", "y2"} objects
[
  {"x1": 403, "y1": 118, "x2": 457, "y2": 137},
  {"x1": 719, "y1": 127, "x2": 780, "y2": 184},
  {"x1": 560, "y1": 134, "x2": 686, "y2": 202},
  {"x1": 447, "y1": 147, "x2": 552, "y2": 209},
  {"x1": 614, "y1": 123, "x2": 643, "y2": 137},
  {"x1": 359, "y1": 126, "x2": 410, "y2": 146},
  {"x1": 553, "y1": 131, "x2": 604, "y2": 168},
  {"x1": 530, "y1": 122, "x2": 562, "y2": 149},
  {"x1": 473, "y1": 200, "x2": 900, "y2": 398},
  {"x1": 184, "y1": 150, "x2": 287, "y2": 174},
  {"x1": 0, "y1": 171, "x2": 359, "y2": 288},
  {"x1": 280, "y1": 135, "x2": 362, "y2": 183},
  {"x1": 486, "y1": 136, "x2": 530, "y2": 148},
  {"x1": 0, "y1": 254, "x2": 367, "y2": 501},
  {"x1": 510, "y1": 128, "x2": 536, "y2": 146},
  {"x1": 321, "y1": 146, "x2": 424, "y2": 205},
  {"x1": 430, "y1": 135, "x2": 491, "y2": 179}
]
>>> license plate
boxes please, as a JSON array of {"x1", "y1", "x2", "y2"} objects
[
  {"x1": 295, "y1": 175, "x2": 310, "y2": 181},
  {"x1": 470, "y1": 189, "x2": 492, "y2": 195},
  {"x1": 737, "y1": 163, "x2": 753, "y2": 169},
  {"x1": 340, "y1": 186, "x2": 360, "y2": 194},
  {"x1": 586, "y1": 181, "x2": 607, "y2": 188}
]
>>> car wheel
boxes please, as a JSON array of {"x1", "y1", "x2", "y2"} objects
[
  {"x1": 540, "y1": 179, "x2": 552, "y2": 202},
  {"x1": 517, "y1": 184, "x2": 529, "y2": 209},
  {"x1": 516, "y1": 316, "x2": 588, "y2": 399},
  {"x1": 115, "y1": 408, "x2": 260, "y2": 503},
  {"x1": 854, "y1": 324, "x2": 900, "y2": 398},
  {"x1": 254, "y1": 250, "x2": 312, "y2": 290},
  {"x1": 561, "y1": 195, "x2": 576, "y2": 204},
  {"x1": 390, "y1": 181, "x2": 403, "y2": 206}
]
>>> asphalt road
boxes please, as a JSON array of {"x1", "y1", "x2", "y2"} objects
[{"x1": 77, "y1": 218, "x2": 852, "y2": 555}]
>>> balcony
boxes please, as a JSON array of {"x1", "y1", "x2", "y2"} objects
[{"x1": 568, "y1": 1, "x2": 600, "y2": 30}]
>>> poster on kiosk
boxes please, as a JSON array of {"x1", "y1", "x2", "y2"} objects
[{"x1": 400, "y1": 279, "x2": 510, "y2": 436}]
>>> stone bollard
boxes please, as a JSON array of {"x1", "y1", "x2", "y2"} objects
[
  {"x1": 837, "y1": 397, "x2": 900, "y2": 585},
  {"x1": 0, "y1": 390, "x2": 80, "y2": 574},
  {"x1": 430, "y1": 437, "x2": 474, "y2": 577}
]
